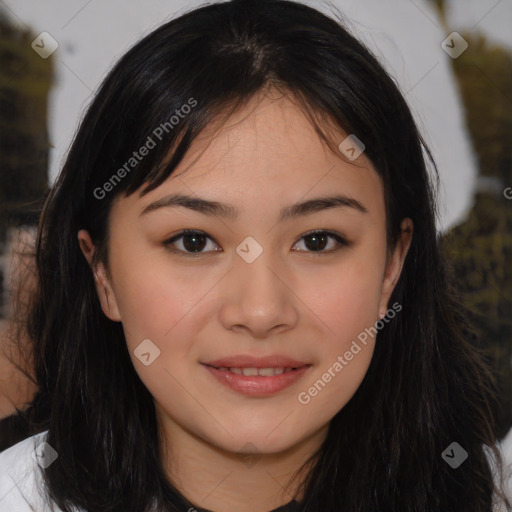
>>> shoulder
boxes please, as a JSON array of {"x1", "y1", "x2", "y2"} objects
[
  {"x1": 487, "y1": 427, "x2": 512, "y2": 512},
  {"x1": 501, "y1": 426, "x2": 512, "y2": 462},
  {"x1": 500, "y1": 428, "x2": 512, "y2": 503},
  {"x1": 0, "y1": 430, "x2": 68, "y2": 512}
]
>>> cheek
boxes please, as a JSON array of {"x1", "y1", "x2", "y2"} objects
[
  {"x1": 112, "y1": 262, "x2": 208, "y2": 413},
  {"x1": 110, "y1": 248, "x2": 214, "y2": 351},
  {"x1": 294, "y1": 247, "x2": 386, "y2": 408},
  {"x1": 310, "y1": 252, "x2": 386, "y2": 343}
]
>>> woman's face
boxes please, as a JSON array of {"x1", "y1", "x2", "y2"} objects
[{"x1": 79, "y1": 92, "x2": 412, "y2": 457}]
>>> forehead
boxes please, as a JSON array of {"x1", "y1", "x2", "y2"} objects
[
  {"x1": 116, "y1": 92, "x2": 384, "y2": 218},
  {"x1": 174, "y1": 93, "x2": 367, "y2": 181}
]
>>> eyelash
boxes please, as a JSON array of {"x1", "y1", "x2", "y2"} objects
[{"x1": 162, "y1": 229, "x2": 349, "y2": 258}]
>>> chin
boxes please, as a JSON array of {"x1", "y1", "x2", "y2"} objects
[{"x1": 203, "y1": 424, "x2": 310, "y2": 456}]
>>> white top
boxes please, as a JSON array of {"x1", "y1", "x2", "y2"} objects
[
  {"x1": 1, "y1": 429, "x2": 512, "y2": 511},
  {"x1": 0, "y1": 430, "x2": 83, "y2": 512},
  {"x1": 499, "y1": 427, "x2": 512, "y2": 509},
  {"x1": 0, "y1": 430, "x2": 65, "y2": 511}
]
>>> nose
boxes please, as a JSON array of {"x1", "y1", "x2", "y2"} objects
[{"x1": 218, "y1": 252, "x2": 299, "y2": 339}]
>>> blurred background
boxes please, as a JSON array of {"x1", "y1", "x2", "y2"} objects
[{"x1": 0, "y1": 0, "x2": 511, "y2": 450}]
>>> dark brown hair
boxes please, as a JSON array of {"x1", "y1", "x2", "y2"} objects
[{"x1": 5, "y1": 0, "x2": 510, "y2": 510}]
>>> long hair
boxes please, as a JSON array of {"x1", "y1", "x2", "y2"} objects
[{"x1": 5, "y1": 0, "x2": 510, "y2": 510}]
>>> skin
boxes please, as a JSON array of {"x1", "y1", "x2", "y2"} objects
[{"x1": 78, "y1": 89, "x2": 413, "y2": 512}]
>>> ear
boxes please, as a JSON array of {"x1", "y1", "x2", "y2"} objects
[
  {"x1": 378, "y1": 218, "x2": 413, "y2": 319},
  {"x1": 77, "y1": 229, "x2": 122, "y2": 322}
]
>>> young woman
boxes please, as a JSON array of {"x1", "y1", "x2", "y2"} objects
[{"x1": 0, "y1": 0, "x2": 510, "y2": 510}]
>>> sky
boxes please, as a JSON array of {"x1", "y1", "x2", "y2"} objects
[{"x1": 2, "y1": 0, "x2": 512, "y2": 233}]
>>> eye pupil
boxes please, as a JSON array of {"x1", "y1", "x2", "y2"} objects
[
  {"x1": 305, "y1": 233, "x2": 328, "y2": 251},
  {"x1": 166, "y1": 230, "x2": 345, "y2": 256},
  {"x1": 183, "y1": 233, "x2": 207, "y2": 252}
]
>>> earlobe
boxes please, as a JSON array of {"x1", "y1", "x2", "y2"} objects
[
  {"x1": 93, "y1": 263, "x2": 122, "y2": 322},
  {"x1": 378, "y1": 218, "x2": 413, "y2": 319},
  {"x1": 77, "y1": 229, "x2": 122, "y2": 322}
]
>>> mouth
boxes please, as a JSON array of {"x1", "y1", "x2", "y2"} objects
[
  {"x1": 200, "y1": 357, "x2": 312, "y2": 396},
  {"x1": 204, "y1": 365, "x2": 306, "y2": 376}
]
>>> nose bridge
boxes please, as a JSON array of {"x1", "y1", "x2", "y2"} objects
[
  {"x1": 219, "y1": 240, "x2": 298, "y2": 336},
  {"x1": 234, "y1": 242, "x2": 284, "y2": 307},
  {"x1": 234, "y1": 232, "x2": 276, "y2": 279},
  {"x1": 239, "y1": 251, "x2": 283, "y2": 302}
]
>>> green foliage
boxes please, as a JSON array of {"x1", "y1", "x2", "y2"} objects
[
  {"x1": 451, "y1": 32, "x2": 512, "y2": 182},
  {"x1": 442, "y1": 32, "x2": 512, "y2": 436},
  {"x1": 0, "y1": 12, "x2": 53, "y2": 241}
]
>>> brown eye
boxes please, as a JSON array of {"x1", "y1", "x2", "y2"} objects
[
  {"x1": 293, "y1": 231, "x2": 348, "y2": 253},
  {"x1": 163, "y1": 230, "x2": 220, "y2": 256},
  {"x1": 180, "y1": 232, "x2": 207, "y2": 252}
]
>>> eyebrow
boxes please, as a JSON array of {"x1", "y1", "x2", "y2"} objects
[{"x1": 139, "y1": 193, "x2": 368, "y2": 221}]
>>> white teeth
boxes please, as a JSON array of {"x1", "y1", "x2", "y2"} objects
[
  {"x1": 224, "y1": 367, "x2": 291, "y2": 376},
  {"x1": 258, "y1": 367, "x2": 277, "y2": 376},
  {"x1": 242, "y1": 367, "x2": 259, "y2": 376},
  {"x1": 213, "y1": 366, "x2": 300, "y2": 375}
]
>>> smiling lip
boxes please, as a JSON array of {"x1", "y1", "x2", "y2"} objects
[
  {"x1": 201, "y1": 355, "x2": 311, "y2": 397},
  {"x1": 203, "y1": 355, "x2": 309, "y2": 369}
]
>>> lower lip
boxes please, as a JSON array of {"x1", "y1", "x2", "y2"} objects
[{"x1": 202, "y1": 364, "x2": 311, "y2": 397}]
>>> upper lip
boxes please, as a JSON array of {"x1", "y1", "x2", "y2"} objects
[{"x1": 202, "y1": 355, "x2": 310, "y2": 369}]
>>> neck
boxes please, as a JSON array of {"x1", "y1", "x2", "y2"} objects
[{"x1": 156, "y1": 412, "x2": 327, "y2": 512}]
